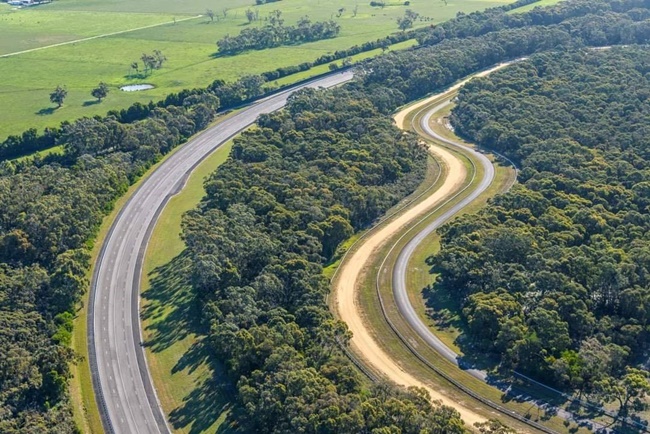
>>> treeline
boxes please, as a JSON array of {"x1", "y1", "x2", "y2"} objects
[
  {"x1": 217, "y1": 14, "x2": 340, "y2": 55},
  {"x1": 433, "y1": 48, "x2": 650, "y2": 419},
  {"x1": 181, "y1": 85, "x2": 472, "y2": 433},
  {"x1": 0, "y1": 0, "x2": 550, "y2": 161},
  {"x1": 0, "y1": 80, "x2": 275, "y2": 160},
  {"x1": 0, "y1": 92, "x2": 220, "y2": 433}
]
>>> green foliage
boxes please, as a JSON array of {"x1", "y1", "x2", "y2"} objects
[
  {"x1": 90, "y1": 82, "x2": 109, "y2": 102},
  {"x1": 217, "y1": 14, "x2": 341, "y2": 55},
  {"x1": 49, "y1": 86, "x2": 67, "y2": 108},
  {"x1": 0, "y1": 0, "x2": 646, "y2": 429},
  {"x1": 0, "y1": 91, "x2": 220, "y2": 432},
  {"x1": 431, "y1": 47, "x2": 650, "y2": 417},
  {"x1": 180, "y1": 86, "x2": 474, "y2": 432}
]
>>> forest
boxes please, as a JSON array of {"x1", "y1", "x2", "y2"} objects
[
  {"x1": 433, "y1": 47, "x2": 650, "y2": 418},
  {"x1": 1, "y1": 0, "x2": 649, "y2": 430},
  {"x1": 179, "y1": 0, "x2": 650, "y2": 431},
  {"x1": 180, "y1": 87, "x2": 472, "y2": 433}
]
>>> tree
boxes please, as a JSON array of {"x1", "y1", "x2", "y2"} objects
[
  {"x1": 206, "y1": 9, "x2": 215, "y2": 22},
  {"x1": 269, "y1": 9, "x2": 283, "y2": 27},
  {"x1": 397, "y1": 9, "x2": 419, "y2": 31},
  {"x1": 131, "y1": 61, "x2": 139, "y2": 75},
  {"x1": 245, "y1": 8, "x2": 255, "y2": 24},
  {"x1": 50, "y1": 85, "x2": 67, "y2": 108},
  {"x1": 153, "y1": 50, "x2": 167, "y2": 69},
  {"x1": 141, "y1": 53, "x2": 154, "y2": 74},
  {"x1": 596, "y1": 368, "x2": 650, "y2": 418},
  {"x1": 140, "y1": 50, "x2": 166, "y2": 75},
  {"x1": 353, "y1": 4, "x2": 359, "y2": 17},
  {"x1": 91, "y1": 82, "x2": 109, "y2": 102}
]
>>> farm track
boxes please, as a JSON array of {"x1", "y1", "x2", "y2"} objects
[{"x1": 0, "y1": 15, "x2": 201, "y2": 58}]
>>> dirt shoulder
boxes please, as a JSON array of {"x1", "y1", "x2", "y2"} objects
[{"x1": 332, "y1": 93, "x2": 487, "y2": 425}]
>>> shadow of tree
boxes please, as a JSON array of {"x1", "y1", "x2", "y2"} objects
[
  {"x1": 36, "y1": 107, "x2": 56, "y2": 116},
  {"x1": 168, "y1": 349, "x2": 237, "y2": 434},
  {"x1": 83, "y1": 100, "x2": 100, "y2": 107},
  {"x1": 141, "y1": 250, "x2": 240, "y2": 433},
  {"x1": 141, "y1": 251, "x2": 197, "y2": 352},
  {"x1": 422, "y1": 282, "x2": 462, "y2": 330},
  {"x1": 421, "y1": 274, "x2": 498, "y2": 372}
]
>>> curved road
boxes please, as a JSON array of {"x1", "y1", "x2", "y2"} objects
[
  {"x1": 88, "y1": 71, "x2": 354, "y2": 434},
  {"x1": 393, "y1": 99, "x2": 493, "y2": 382},
  {"x1": 391, "y1": 74, "x2": 613, "y2": 432}
]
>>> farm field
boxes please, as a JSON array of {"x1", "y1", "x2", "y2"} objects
[{"x1": 0, "y1": 0, "x2": 516, "y2": 140}]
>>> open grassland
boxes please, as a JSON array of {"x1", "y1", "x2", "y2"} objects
[
  {"x1": 507, "y1": 0, "x2": 560, "y2": 12},
  {"x1": 0, "y1": 8, "x2": 175, "y2": 54},
  {"x1": 0, "y1": 0, "x2": 515, "y2": 139}
]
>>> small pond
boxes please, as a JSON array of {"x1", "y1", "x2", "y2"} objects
[{"x1": 120, "y1": 84, "x2": 155, "y2": 92}]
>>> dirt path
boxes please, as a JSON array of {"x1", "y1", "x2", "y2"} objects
[
  {"x1": 0, "y1": 15, "x2": 201, "y2": 59},
  {"x1": 333, "y1": 96, "x2": 488, "y2": 425},
  {"x1": 393, "y1": 61, "x2": 520, "y2": 130}
]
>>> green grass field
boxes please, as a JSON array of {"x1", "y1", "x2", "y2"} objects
[{"x1": 0, "y1": 0, "x2": 516, "y2": 140}]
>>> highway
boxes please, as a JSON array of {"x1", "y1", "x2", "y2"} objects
[{"x1": 88, "y1": 70, "x2": 354, "y2": 434}]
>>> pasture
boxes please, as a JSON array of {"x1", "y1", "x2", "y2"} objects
[{"x1": 0, "y1": 0, "x2": 513, "y2": 139}]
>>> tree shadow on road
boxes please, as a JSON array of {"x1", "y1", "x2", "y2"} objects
[{"x1": 141, "y1": 250, "x2": 239, "y2": 433}]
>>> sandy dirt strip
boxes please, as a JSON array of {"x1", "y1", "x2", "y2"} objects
[
  {"x1": 332, "y1": 93, "x2": 487, "y2": 425},
  {"x1": 332, "y1": 61, "x2": 524, "y2": 428}
]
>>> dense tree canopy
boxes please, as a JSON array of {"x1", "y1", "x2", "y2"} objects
[
  {"x1": 180, "y1": 87, "x2": 474, "y2": 432},
  {"x1": 431, "y1": 47, "x2": 650, "y2": 418},
  {"x1": 0, "y1": 91, "x2": 219, "y2": 433},
  {"x1": 217, "y1": 12, "x2": 340, "y2": 55}
]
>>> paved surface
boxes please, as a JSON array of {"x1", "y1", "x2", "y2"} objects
[
  {"x1": 392, "y1": 99, "x2": 494, "y2": 381},
  {"x1": 88, "y1": 70, "x2": 354, "y2": 434},
  {"x1": 392, "y1": 87, "x2": 612, "y2": 433}
]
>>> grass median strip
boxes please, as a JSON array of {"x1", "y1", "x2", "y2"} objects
[{"x1": 139, "y1": 140, "x2": 235, "y2": 434}]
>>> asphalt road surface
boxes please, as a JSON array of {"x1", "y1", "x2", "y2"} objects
[
  {"x1": 88, "y1": 70, "x2": 354, "y2": 434},
  {"x1": 392, "y1": 96, "x2": 613, "y2": 433},
  {"x1": 392, "y1": 99, "x2": 494, "y2": 381}
]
